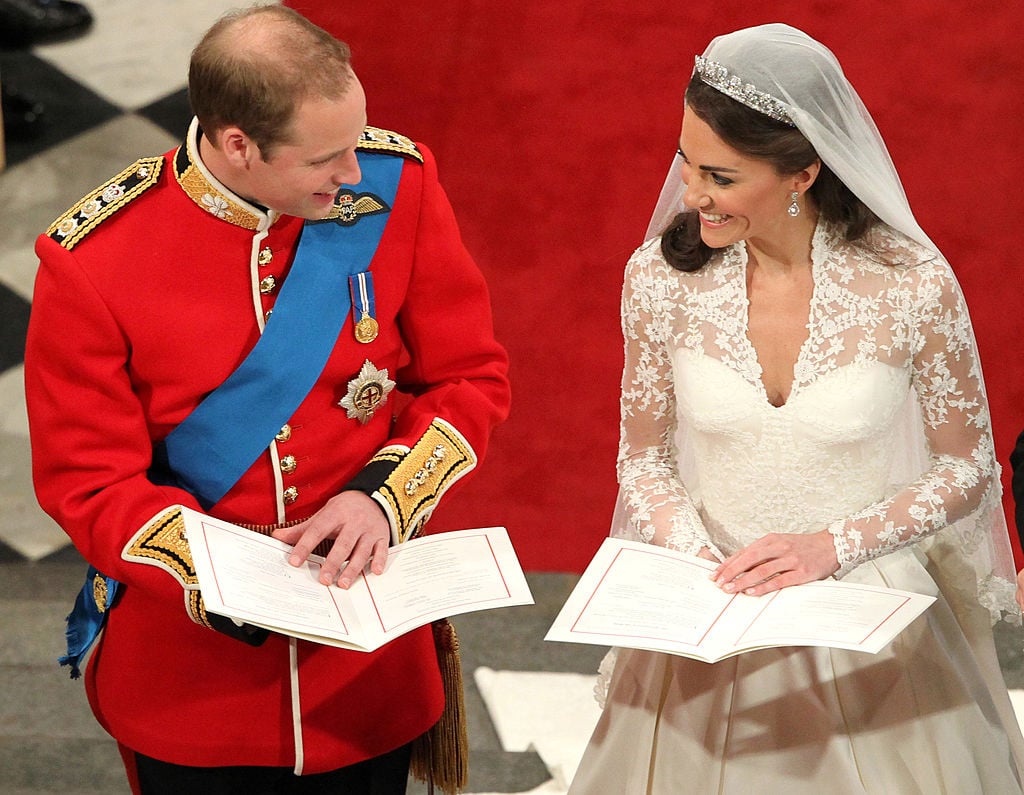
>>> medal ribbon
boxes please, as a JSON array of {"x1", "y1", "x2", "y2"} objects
[
  {"x1": 155, "y1": 151, "x2": 402, "y2": 508},
  {"x1": 61, "y1": 151, "x2": 405, "y2": 677},
  {"x1": 349, "y1": 271, "x2": 377, "y2": 334}
]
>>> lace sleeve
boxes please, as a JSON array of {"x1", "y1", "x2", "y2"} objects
[
  {"x1": 827, "y1": 261, "x2": 997, "y2": 576},
  {"x1": 615, "y1": 245, "x2": 720, "y2": 556}
]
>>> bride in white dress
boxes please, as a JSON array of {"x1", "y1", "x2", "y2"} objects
[{"x1": 568, "y1": 24, "x2": 1024, "y2": 794}]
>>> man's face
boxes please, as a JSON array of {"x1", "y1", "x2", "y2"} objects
[{"x1": 247, "y1": 77, "x2": 367, "y2": 219}]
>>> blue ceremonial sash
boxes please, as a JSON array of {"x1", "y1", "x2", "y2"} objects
[
  {"x1": 155, "y1": 151, "x2": 402, "y2": 509},
  {"x1": 60, "y1": 150, "x2": 403, "y2": 677}
]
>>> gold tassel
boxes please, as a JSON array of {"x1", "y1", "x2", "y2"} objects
[{"x1": 410, "y1": 618, "x2": 469, "y2": 794}]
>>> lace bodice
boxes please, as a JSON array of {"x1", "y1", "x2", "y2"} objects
[{"x1": 617, "y1": 220, "x2": 998, "y2": 579}]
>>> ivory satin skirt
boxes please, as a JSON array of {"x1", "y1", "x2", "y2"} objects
[{"x1": 568, "y1": 550, "x2": 1024, "y2": 795}]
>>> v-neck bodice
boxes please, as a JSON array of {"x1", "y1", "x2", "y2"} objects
[{"x1": 616, "y1": 219, "x2": 997, "y2": 575}]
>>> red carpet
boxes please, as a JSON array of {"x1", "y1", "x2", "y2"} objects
[{"x1": 287, "y1": 1, "x2": 1024, "y2": 571}]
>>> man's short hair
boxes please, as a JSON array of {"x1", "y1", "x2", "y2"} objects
[{"x1": 189, "y1": 4, "x2": 353, "y2": 156}]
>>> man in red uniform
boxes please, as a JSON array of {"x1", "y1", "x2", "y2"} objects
[{"x1": 24, "y1": 5, "x2": 510, "y2": 793}]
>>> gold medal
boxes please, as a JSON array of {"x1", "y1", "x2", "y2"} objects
[{"x1": 354, "y1": 313, "x2": 379, "y2": 343}]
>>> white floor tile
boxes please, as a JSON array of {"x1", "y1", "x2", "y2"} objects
[
  {"x1": 34, "y1": 0, "x2": 243, "y2": 110},
  {"x1": 474, "y1": 667, "x2": 600, "y2": 792},
  {"x1": 0, "y1": 114, "x2": 179, "y2": 299},
  {"x1": 0, "y1": 365, "x2": 27, "y2": 437},
  {"x1": 0, "y1": 430, "x2": 67, "y2": 560}
]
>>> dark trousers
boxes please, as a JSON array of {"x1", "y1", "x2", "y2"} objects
[{"x1": 125, "y1": 743, "x2": 412, "y2": 795}]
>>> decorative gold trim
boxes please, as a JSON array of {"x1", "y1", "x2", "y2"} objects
[
  {"x1": 359, "y1": 125, "x2": 423, "y2": 163},
  {"x1": 410, "y1": 618, "x2": 469, "y2": 793},
  {"x1": 92, "y1": 573, "x2": 109, "y2": 613},
  {"x1": 369, "y1": 447, "x2": 407, "y2": 465},
  {"x1": 374, "y1": 418, "x2": 477, "y2": 543},
  {"x1": 123, "y1": 506, "x2": 217, "y2": 626},
  {"x1": 122, "y1": 507, "x2": 197, "y2": 586},
  {"x1": 174, "y1": 142, "x2": 263, "y2": 231},
  {"x1": 46, "y1": 157, "x2": 163, "y2": 250},
  {"x1": 188, "y1": 589, "x2": 214, "y2": 630}
]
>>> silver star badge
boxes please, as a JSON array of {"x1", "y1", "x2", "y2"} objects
[{"x1": 339, "y1": 359, "x2": 396, "y2": 424}]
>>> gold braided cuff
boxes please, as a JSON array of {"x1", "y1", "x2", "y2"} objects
[
  {"x1": 372, "y1": 418, "x2": 477, "y2": 544},
  {"x1": 122, "y1": 506, "x2": 208, "y2": 626}
]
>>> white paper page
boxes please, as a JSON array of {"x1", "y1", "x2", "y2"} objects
[
  {"x1": 184, "y1": 508, "x2": 363, "y2": 644},
  {"x1": 546, "y1": 538, "x2": 935, "y2": 659},
  {"x1": 355, "y1": 526, "x2": 535, "y2": 643},
  {"x1": 728, "y1": 580, "x2": 934, "y2": 654},
  {"x1": 183, "y1": 507, "x2": 533, "y2": 651},
  {"x1": 545, "y1": 538, "x2": 739, "y2": 657}
]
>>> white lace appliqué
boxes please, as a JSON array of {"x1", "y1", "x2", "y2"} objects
[{"x1": 616, "y1": 221, "x2": 1009, "y2": 614}]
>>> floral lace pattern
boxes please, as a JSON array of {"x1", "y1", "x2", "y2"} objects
[{"x1": 618, "y1": 220, "x2": 1000, "y2": 581}]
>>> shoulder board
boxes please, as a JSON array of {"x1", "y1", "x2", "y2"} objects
[
  {"x1": 47, "y1": 157, "x2": 164, "y2": 250},
  {"x1": 357, "y1": 126, "x2": 423, "y2": 163}
]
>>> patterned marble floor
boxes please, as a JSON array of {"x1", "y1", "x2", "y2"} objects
[{"x1": 0, "y1": 2, "x2": 604, "y2": 792}]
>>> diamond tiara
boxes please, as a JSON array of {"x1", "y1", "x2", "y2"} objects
[{"x1": 693, "y1": 56, "x2": 795, "y2": 126}]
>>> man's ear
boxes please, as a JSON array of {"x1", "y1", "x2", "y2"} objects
[{"x1": 214, "y1": 125, "x2": 260, "y2": 168}]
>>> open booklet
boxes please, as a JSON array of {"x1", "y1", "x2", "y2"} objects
[
  {"x1": 182, "y1": 506, "x2": 534, "y2": 652},
  {"x1": 545, "y1": 537, "x2": 935, "y2": 662}
]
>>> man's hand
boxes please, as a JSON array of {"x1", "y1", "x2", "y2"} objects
[
  {"x1": 712, "y1": 530, "x2": 839, "y2": 596},
  {"x1": 272, "y1": 491, "x2": 390, "y2": 589}
]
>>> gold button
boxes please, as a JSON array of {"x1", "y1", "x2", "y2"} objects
[
  {"x1": 259, "y1": 275, "x2": 277, "y2": 294},
  {"x1": 258, "y1": 247, "x2": 273, "y2": 266},
  {"x1": 280, "y1": 454, "x2": 297, "y2": 474},
  {"x1": 264, "y1": 309, "x2": 273, "y2": 322},
  {"x1": 283, "y1": 486, "x2": 299, "y2": 504},
  {"x1": 275, "y1": 424, "x2": 292, "y2": 442}
]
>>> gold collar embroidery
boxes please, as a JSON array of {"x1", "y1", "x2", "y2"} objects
[{"x1": 174, "y1": 118, "x2": 274, "y2": 232}]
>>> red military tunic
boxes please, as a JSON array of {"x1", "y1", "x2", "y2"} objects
[{"x1": 25, "y1": 121, "x2": 510, "y2": 773}]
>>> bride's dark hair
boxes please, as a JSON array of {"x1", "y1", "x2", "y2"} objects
[{"x1": 661, "y1": 76, "x2": 878, "y2": 272}]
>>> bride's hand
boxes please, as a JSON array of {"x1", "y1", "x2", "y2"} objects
[
  {"x1": 696, "y1": 546, "x2": 721, "y2": 563},
  {"x1": 712, "y1": 530, "x2": 839, "y2": 596}
]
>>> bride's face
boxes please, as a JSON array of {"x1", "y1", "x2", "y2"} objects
[{"x1": 678, "y1": 109, "x2": 797, "y2": 250}]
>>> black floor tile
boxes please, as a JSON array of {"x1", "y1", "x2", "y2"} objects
[
  {"x1": 38, "y1": 542, "x2": 85, "y2": 565},
  {"x1": 1, "y1": 50, "x2": 121, "y2": 166},
  {"x1": 0, "y1": 535, "x2": 24, "y2": 563},
  {"x1": 0, "y1": 281, "x2": 30, "y2": 371},
  {"x1": 466, "y1": 749, "x2": 551, "y2": 793},
  {"x1": 136, "y1": 87, "x2": 190, "y2": 141}
]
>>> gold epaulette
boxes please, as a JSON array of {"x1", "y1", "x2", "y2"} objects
[
  {"x1": 47, "y1": 157, "x2": 164, "y2": 250},
  {"x1": 358, "y1": 126, "x2": 423, "y2": 163},
  {"x1": 372, "y1": 419, "x2": 477, "y2": 543}
]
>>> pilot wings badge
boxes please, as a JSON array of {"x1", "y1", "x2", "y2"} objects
[{"x1": 325, "y1": 191, "x2": 389, "y2": 226}]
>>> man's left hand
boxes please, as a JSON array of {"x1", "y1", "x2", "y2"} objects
[{"x1": 272, "y1": 491, "x2": 390, "y2": 589}]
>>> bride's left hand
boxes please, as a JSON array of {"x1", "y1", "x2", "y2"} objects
[{"x1": 712, "y1": 530, "x2": 839, "y2": 596}]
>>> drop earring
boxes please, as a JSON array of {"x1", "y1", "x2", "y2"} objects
[{"x1": 787, "y1": 191, "x2": 800, "y2": 217}]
